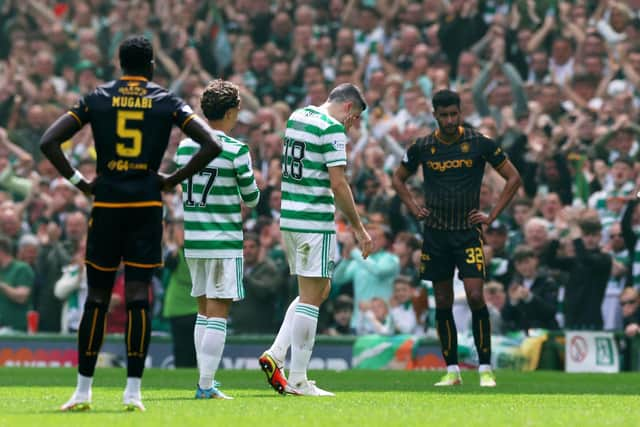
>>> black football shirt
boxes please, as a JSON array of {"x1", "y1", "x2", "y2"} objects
[
  {"x1": 401, "y1": 126, "x2": 507, "y2": 230},
  {"x1": 68, "y1": 76, "x2": 195, "y2": 206}
]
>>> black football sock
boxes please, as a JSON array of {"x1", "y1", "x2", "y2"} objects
[
  {"x1": 78, "y1": 301, "x2": 108, "y2": 377},
  {"x1": 125, "y1": 300, "x2": 152, "y2": 378},
  {"x1": 472, "y1": 305, "x2": 491, "y2": 365},
  {"x1": 435, "y1": 308, "x2": 458, "y2": 366}
]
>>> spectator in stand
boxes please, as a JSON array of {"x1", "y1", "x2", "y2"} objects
[
  {"x1": 482, "y1": 281, "x2": 505, "y2": 335},
  {"x1": 54, "y1": 236, "x2": 87, "y2": 333},
  {"x1": 545, "y1": 217, "x2": 612, "y2": 330},
  {"x1": 484, "y1": 220, "x2": 509, "y2": 259},
  {"x1": 333, "y1": 223, "x2": 399, "y2": 329},
  {"x1": 323, "y1": 295, "x2": 356, "y2": 336},
  {"x1": 523, "y1": 217, "x2": 550, "y2": 258},
  {"x1": 357, "y1": 297, "x2": 392, "y2": 336},
  {"x1": 389, "y1": 276, "x2": 424, "y2": 335},
  {"x1": 621, "y1": 287, "x2": 640, "y2": 338},
  {"x1": 588, "y1": 156, "x2": 635, "y2": 231},
  {"x1": 0, "y1": 234, "x2": 34, "y2": 332},
  {"x1": 36, "y1": 209, "x2": 87, "y2": 332},
  {"x1": 507, "y1": 197, "x2": 534, "y2": 253},
  {"x1": 161, "y1": 219, "x2": 198, "y2": 368},
  {"x1": 502, "y1": 246, "x2": 559, "y2": 334},
  {"x1": 0, "y1": 207, "x2": 24, "y2": 251},
  {"x1": 601, "y1": 222, "x2": 628, "y2": 331},
  {"x1": 230, "y1": 232, "x2": 283, "y2": 334},
  {"x1": 16, "y1": 234, "x2": 42, "y2": 308},
  {"x1": 540, "y1": 193, "x2": 564, "y2": 230},
  {"x1": 391, "y1": 232, "x2": 421, "y2": 284}
]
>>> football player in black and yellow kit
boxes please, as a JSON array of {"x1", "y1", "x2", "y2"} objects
[
  {"x1": 393, "y1": 89, "x2": 521, "y2": 387},
  {"x1": 41, "y1": 36, "x2": 222, "y2": 411}
]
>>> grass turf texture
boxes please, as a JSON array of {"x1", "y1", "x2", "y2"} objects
[{"x1": 1, "y1": 369, "x2": 639, "y2": 427}]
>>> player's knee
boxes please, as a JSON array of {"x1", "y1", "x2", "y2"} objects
[
  {"x1": 86, "y1": 287, "x2": 112, "y2": 306},
  {"x1": 125, "y1": 281, "x2": 150, "y2": 303},
  {"x1": 434, "y1": 296, "x2": 453, "y2": 309},
  {"x1": 434, "y1": 290, "x2": 453, "y2": 308},
  {"x1": 466, "y1": 289, "x2": 485, "y2": 309},
  {"x1": 86, "y1": 265, "x2": 117, "y2": 296}
]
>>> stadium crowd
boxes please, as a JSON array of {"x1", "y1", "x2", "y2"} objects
[{"x1": 1, "y1": 0, "x2": 640, "y2": 362}]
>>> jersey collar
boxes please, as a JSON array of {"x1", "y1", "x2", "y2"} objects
[
  {"x1": 434, "y1": 126, "x2": 464, "y2": 145},
  {"x1": 120, "y1": 75, "x2": 149, "y2": 82}
]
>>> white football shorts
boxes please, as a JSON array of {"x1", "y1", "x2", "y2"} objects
[
  {"x1": 282, "y1": 231, "x2": 336, "y2": 278},
  {"x1": 186, "y1": 257, "x2": 244, "y2": 300}
]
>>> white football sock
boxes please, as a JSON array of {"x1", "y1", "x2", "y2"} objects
[
  {"x1": 124, "y1": 377, "x2": 141, "y2": 398},
  {"x1": 288, "y1": 303, "x2": 319, "y2": 385},
  {"x1": 269, "y1": 296, "x2": 299, "y2": 364},
  {"x1": 76, "y1": 373, "x2": 93, "y2": 397},
  {"x1": 447, "y1": 365, "x2": 460, "y2": 374},
  {"x1": 199, "y1": 317, "x2": 227, "y2": 390},
  {"x1": 194, "y1": 314, "x2": 207, "y2": 367},
  {"x1": 479, "y1": 364, "x2": 492, "y2": 373}
]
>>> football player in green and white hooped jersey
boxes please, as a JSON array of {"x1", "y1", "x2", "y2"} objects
[
  {"x1": 259, "y1": 83, "x2": 373, "y2": 397},
  {"x1": 174, "y1": 80, "x2": 259, "y2": 400}
]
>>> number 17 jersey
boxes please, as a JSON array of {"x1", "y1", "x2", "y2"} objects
[
  {"x1": 280, "y1": 106, "x2": 348, "y2": 234},
  {"x1": 175, "y1": 131, "x2": 259, "y2": 258}
]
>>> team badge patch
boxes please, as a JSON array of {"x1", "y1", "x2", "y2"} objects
[
  {"x1": 327, "y1": 260, "x2": 335, "y2": 275},
  {"x1": 461, "y1": 143, "x2": 470, "y2": 153}
]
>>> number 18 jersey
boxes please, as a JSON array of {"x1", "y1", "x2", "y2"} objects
[{"x1": 280, "y1": 106, "x2": 348, "y2": 234}]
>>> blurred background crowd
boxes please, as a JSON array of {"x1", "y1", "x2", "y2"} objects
[{"x1": 2, "y1": 0, "x2": 640, "y2": 365}]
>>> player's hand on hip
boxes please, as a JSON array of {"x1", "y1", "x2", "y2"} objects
[
  {"x1": 354, "y1": 227, "x2": 372, "y2": 259},
  {"x1": 156, "y1": 172, "x2": 175, "y2": 192},
  {"x1": 468, "y1": 209, "x2": 491, "y2": 225},
  {"x1": 411, "y1": 205, "x2": 430, "y2": 220}
]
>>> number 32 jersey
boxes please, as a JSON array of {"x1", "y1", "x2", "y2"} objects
[
  {"x1": 68, "y1": 76, "x2": 195, "y2": 207},
  {"x1": 174, "y1": 131, "x2": 259, "y2": 258},
  {"x1": 280, "y1": 106, "x2": 348, "y2": 234}
]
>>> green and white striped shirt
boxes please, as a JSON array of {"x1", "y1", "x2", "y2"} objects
[
  {"x1": 280, "y1": 106, "x2": 348, "y2": 234},
  {"x1": 174, "y1": 130, "x2": 259, "y2": 258}
]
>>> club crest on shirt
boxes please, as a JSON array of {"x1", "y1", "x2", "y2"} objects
[
  {"x1": 327, "y1": 260, "x2": 335, "y2": 275},
  {"x1": 332, "y1": 140, "x2": 345, "y2": 151},
  {"x1": 430, "y1": 146, "x2": 436, "y2": 155},
  {"x1": 460, "y1": 142, "x2": 470, "y2": 153}
]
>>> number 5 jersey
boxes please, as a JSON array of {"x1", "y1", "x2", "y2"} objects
[{"x1": 68, "y1": 75, "x2": 195, "y2": 207}]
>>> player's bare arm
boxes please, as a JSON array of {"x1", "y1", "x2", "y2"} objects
[
  {"x1": 40, "y1": 113, "x2": 94, "y2": 196},
  {"x1": 468, "y1": 159, "x2": 521, "y2": 225},
  {"x1": 160, "y1": 115, "x2": 223, "y2": 191},
  {"x1": 392, "y1": 164, "x2": 430, "y2": 220},
  {"x1": 328, "y1": 165, "x2": 372, "y2": 258}
]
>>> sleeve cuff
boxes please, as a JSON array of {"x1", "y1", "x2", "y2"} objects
[{"x1": 327, "y1": 160, "x2": 347, "y2": 167}]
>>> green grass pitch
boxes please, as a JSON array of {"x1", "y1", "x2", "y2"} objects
[{"x1": 1, "y1": 368, "x2": 639, "y2": 427}]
